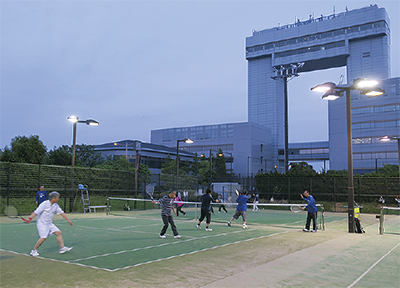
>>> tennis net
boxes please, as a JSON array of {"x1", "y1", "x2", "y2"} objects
[
  {"x1": 107, "y1": 197, "x2": 201, "y2": 220},
  {"x1": 379, "y1": 206, "x2": 400, "y2": 235},
  {"x1": 107, "y1": 197, "x2": 325, "y2": 230}
]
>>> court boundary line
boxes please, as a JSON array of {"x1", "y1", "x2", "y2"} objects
[
  {"x1": 1, "y1": 230, "x2": 289, "y2": 272},
  {"x1": 111, "y1": 230, "x2": 289, "y2": 271},
  {"x1": 347, "y1": 242, "x2": 400, "y2": 288},
  {"x1": 70, "y1": 229, "x2": 259, "y2": 262}
]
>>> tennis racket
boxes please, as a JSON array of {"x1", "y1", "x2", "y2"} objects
[
  {"x1": 147, "y1": 192, "x2": 154, "y2": 200},
  {"x1": 290, "y1": 204, "x2": 302, "y2": 213},
  {"x1": 235, "y1": 189, "x2": 240, "y2": 196},
  {"x1": 4, "y1": 205, "x2": 29, "y2": 221}
]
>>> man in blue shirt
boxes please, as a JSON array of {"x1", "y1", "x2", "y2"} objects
[
  {"x1": 196, "y1": 188, "x2": 218, "y2": 231},
  {"x1": 300, "y1": 190, "x2": 318, "y2": 232},
  {"x1": 35, "y1": 186, "x2": 49, "y2": 206},
  {"x1": 228, "y1": 190, "x2": 249, "y2": 228}
]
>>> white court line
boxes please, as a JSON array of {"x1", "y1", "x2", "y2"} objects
[
  {"x1": 112, "y1": 231, "x2": 289, "y2": 271},
  {"x1": 347, "y1": 242, "x2": 400, "y2": 288},
  {"x1": 70, "y1": 229, "x2": 255, "y2": 262},
  {"x1": 1, "y1": 230, "x2": 289, "y2": 272},
  {"x1": 73, "y1": 222, "x2": 160, "y2": 231},
  {"x1": 0, "y1": 249, "x2": 114, "y2": 272}
]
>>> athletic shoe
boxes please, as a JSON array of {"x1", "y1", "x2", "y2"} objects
[
  {"x1": 184, "y1": 213, "x2": 186, "y2": 216},
  {"x1": 160, "y1": 234, "x2": 166, "y2": 238},
  {"x1": 59, "y1": 246, "x2": 73, "y2": 254},
  {"x1": 311, "y1": 229, "x2": 317, "y2": 233},
  {"x1": 196, "y1": 224, "x2": 201, "y2": 229},
  {"x1": 303, "y1": 229, "x2": 309, "y2": 232},
  {"x1": 205, "y1": 228, "x2": 212, "y2": 231},
  {"x1": 30, "y1": 249, "x2": 39, "y2": 257},
  {"x1": 243, "y1": 224, "x2": 248, "y2": 229},
  {"x1": 218, "y1": 211, "x2": 221, "y2": 213},
  {"x1": 228, "y1": 222, "x2": 231, "y2": 227},
  {"x1": 174, "y1": 235, "x2": 182, "y2": 239}
]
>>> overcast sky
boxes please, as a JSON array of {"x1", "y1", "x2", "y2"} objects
[{"x1": 1, "y1": 0, "x2": 399, "y2": 151}]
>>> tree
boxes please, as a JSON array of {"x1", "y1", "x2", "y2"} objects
[
  {"x1": 44, "y1": 145, "x2": 72, "y2": 166},
  {"x1": 214, "y1": 149, "x2": 227, "y2": 177},
  {"x1": 0, "y1": 147, "x2": 14, "y2": 162},
  {"x1": 198, "y1": 155, "x2": 212, "y2": 186},
  {"x1": 138, "y1": 163, "x2": 152, "y2": 183},
  {"x1": 0, "y1": 135, "x2": 47, "y2": 164},
  {"x1": 74, "y1": 144, "x2": 104, "y2": 167},
  {"x1": 287, "y1": 162, "x2": 317, "y2": 176},
  {"x1": 98, "y1": 155, "x2": 131, "y2": 171},
  {"x1": 161, "y1": 154, "x2": 175, "y2": 175},
  {"x1": 190, "y1": 153, "x2": 201, "y2": 175}
]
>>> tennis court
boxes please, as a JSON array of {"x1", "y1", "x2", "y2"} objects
[{"x1": 0, "y1": 202, "x2": 399, "y2": 287}]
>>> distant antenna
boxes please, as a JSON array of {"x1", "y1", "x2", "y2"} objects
[{"x1": 333, "y1": 6, "x2": 336, "y2": 14}]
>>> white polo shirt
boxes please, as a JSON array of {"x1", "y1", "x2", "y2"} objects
[{"x1": 34, "y1": 200, "x2": 64, "y2": 224}]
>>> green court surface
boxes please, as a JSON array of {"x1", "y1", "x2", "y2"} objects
[{"x1": 0, "y1": 208, "x2": 399, "y2": 287}]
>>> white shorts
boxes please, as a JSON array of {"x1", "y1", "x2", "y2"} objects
[{"x1": 37, "y1": 222, "x2": 60, "y2": 239}]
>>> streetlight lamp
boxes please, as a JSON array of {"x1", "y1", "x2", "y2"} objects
[
  {"x1": 379, "y1": 136, "x2": 400, "y2": 177},
  {"x1": 67, "y1": 116, "x2": 99, "y2": 212},
  {"x1": 311, "y1": 78, "x2": 384, "y2": 233},
  {"x1": 176, "y1": 138, "x2": 193, "y2": 188}
]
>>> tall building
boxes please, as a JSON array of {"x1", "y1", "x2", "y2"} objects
[
  {"x1": 246, "y1": 5, "x2": 398, "y2": 173},
  {"x1": 149, "y1": 5, "x2": 398, "y2": 175}
]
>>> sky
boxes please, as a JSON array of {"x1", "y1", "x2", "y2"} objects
[{"x1": 1, "y1": 0, "x2": 399, "y2": 151}]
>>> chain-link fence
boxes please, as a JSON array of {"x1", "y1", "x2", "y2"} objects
[{"x1": 1, "y1": 162, "x2": 399, "y2": 215}]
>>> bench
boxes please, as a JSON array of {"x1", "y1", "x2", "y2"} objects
[{"x1": 88, "y1": 205, "x2": 108, "y2": 213}]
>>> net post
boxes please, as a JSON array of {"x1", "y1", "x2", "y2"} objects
[
  {"x1": 321, "y1": 204, "x2": 325, "y2": 231},
  {"x1": 379, "y1": 206, "x2": 383, "y2": 235},
  {"x1": 106, "y1": 197, "x2": 110, "y2": 216},
  {"x1": 195, "y1": 202, "x2": 198, "y2": 220}
]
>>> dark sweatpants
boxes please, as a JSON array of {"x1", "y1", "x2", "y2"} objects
[{"x1": 161, "y1": 215, "x2": 179, "y2": 236}]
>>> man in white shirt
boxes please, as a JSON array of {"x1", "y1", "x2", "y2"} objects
[
  {"x1": 183, "y1": 189, "x2": 189, "y2": 207},
  {"x1": 24, "y1": 191, "x2": 73, "y2": 256}
]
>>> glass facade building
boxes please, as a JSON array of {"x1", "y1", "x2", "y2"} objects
[{"x1": 246, "y1": 5, "x2": 399, "y2": 173}]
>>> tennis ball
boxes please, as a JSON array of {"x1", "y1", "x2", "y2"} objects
[{"x1": 263, "y1": 208, "x2": 264, "y2": 210}]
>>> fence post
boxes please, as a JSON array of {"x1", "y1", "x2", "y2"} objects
[
  {"x1": 333, "y1": 177, "x2": 336, "y2": 211},
  {"x1": 379, "y1": 207, "x2": 383, "y2": 235},
  {"x1": 6, "y1": 162, "x2": 11, "y2": 205},
  {"x1": 64, "y1": 166, "x2": 68, "y2": 212},
  {"x1": 38, "y1": 164, "x2": 41, "y2": 190}
]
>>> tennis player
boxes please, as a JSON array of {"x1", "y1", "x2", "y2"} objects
[
  {"x1": 174, "y1": 194, "x2": 186, "y2": 216},
  {"x1": 300, "y1": 190, "x2": 318, "y2": 232},
  {"x1": 152, "y1": 191, "x2": 182, "y2": 239},
  {"x1": 196, "y1": 188, "x2": 218, "y2": 231},
  {"x1": 252, "y1": 193, "x2": 259, "y2": 211},
  {"x1": 24, "y1": 191, "x2": 73, "y2": 256},
  {"x1": 218, "y1": 194, "x2": 227, "y2": 213},
  {"x1": 35, "y1": 185, "x2": 49, "y2": 206},
  {"x1": 228, "y1": 189, "x2": 249, "y2": 228}
]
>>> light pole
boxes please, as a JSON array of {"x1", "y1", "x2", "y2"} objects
[
  {"x1": 67, "y1": 116, "x2": 99, "y2": 212},
  {"x1": 311, "y1": 78, "x2": 384, "y2": 233},
  {"x1": 176, "y1": 138, "x2": 193, "y2": 189},
  {"x1": 379, "y1": 136, "x2": 400, "y2": 177},
  {"x1": 271, "y1": 62, "x2": 304, "y2": 173}
]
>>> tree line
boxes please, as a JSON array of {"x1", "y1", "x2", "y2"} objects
[
  {"x1": 0, "y1": 135, "x2": 232, "y2": 186},
  {"x1": 1, "y1": 135, "x2": 398, "y2": 183}
]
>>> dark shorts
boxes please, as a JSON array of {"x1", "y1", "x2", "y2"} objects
[
  {"x1": 233, "y1": 210, "x2": 246, "y2": 221},
  {"x1": 199, "y1": 208, "x2": 211, "y2": 224}
]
